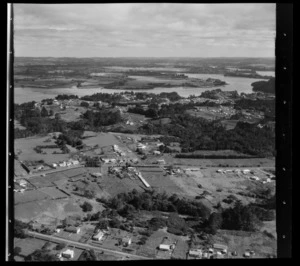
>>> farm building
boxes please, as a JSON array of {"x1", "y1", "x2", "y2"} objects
[
  {"x1": 92, "y1": 231, "x2": 104, "y2": 241},
  {"x1": 189, "y1": 249, "x2": 202, "y2": 258},
  {"x1": 159, "y1": 244, "x2": 171, "y2": 251},
  {"x1": 31, "y1": 222, "x2": 43, "y2": 232},
  {"x1": 242, "y1": 169, "x2": 251, "y2": 174},
  {"x1": 101, "y1": 158, "x2": 116, "y2": 164},
  {"x1": 19, "y1": 179, "x2": 27, "y2": 187},
  {"x1": 121, "y1": 237, "x2": 132, "y2": 247},
  {"x1": 60, "y1": 249, "x2": 74, "y2": 259},
  {"x1": 65, "y1": 226, "x2": 81, "y2": 234},
  {"x1": 91, "y1": 172, "x2": 102, "y2": 178},
  {"x1": 213, "y1": 243, "x2": 228, "y2": 254}
]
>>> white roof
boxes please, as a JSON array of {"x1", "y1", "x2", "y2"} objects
[
  {"x1": 159, "y1": 244, "x2": 171, "y2": 250},
  {"x1": 93, "y1": 231, "x2": 104, "y2": 239},
  {"x1": 62, "y1": 249, "x2": 74, "y2": 256}
]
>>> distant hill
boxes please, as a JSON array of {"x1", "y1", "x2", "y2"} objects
[{"x1": 251, "y1": 77, "x2": 275, "y2": 94}]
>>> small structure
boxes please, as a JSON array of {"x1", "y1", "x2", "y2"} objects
[
  {"x1": 121, "y1": 237, "x2": 132, "y2": 247},
  {"x1": 189, "y1": 249, "x2": 202, "y2": 258},
  {"x1": 52, "y1": 163, "x2": 58, "y2": 168},
  {"x1": 19, "y1": 179, "x2": 27, "y2": 187},
  {"x1": 91, "y1": 172, "x2": 102, "y2": 178},
  {"x1": 61, "y1": 249, "x2": 74, "y2": 259},
  {"x1": 242, "y1": 169, "x2": 251, "y2": 174},
  {"x1": 93, "y1": 231, "x2": 104, "y2": 241},
  {"x1": 244, "y1": 251, "x2": 251, "y2": 258},
  {"x1": 159, "y1": 244, "x2": 171, "y2": 251},
  {"x1": 213, "y1": 243, "x2": 228, "y2": 254},
  {"x1": 153, "y1": 151, "x2": 161, "y2": 155},
  {"x1": 59, "y1": 162, "x2": 67, "y2": 167},
  {"x1": 157, "y1": 159, "x2": 166, "y2": 165},
  {"x1": 65, "y1": 226, "x2": 80, "y2": 234}
]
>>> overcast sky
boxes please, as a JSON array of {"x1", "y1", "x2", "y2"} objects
[{"x1": 14, "y1": 3, "x2": 276, "y2": 58}]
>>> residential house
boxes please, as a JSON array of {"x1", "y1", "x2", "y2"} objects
[
  {"x1": 121, "y1": 237, "x2": 132, "y2": 247},
  {"x1": 92, "y1": 231, "x2": 104, "y2": 241},
  {"x1": 61, "y1": 249, "x2": 74, "y2": 259},
  {"x1": 65, "y1": 226, "x2": 81, "y2": 234},
  {"x1": 213, "y1": 243, "x2": 228, "y2": 254},
  {"x1": 159, "y1": 244, "x2": 171, "y2": 251},
  {"x1": 189, "y1": 249, "x2": 202, "y2": 258}
]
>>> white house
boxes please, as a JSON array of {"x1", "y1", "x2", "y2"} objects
[
  {"x1": 157, "y1": 159, "x2": 166, "y2": 165},
  {"x1": 159, "y1": 244, "x2": 171, "y2": 251},
  {"x1": 61, "y1": 249, "x2": 74, "y2": 259},
  {"x1": 52, "y1": 163, "x2": 58, "y2": 168},
  {"x1": 93, "y1": 231, "x2": 104, "y2": 241},
  {"x1": 59, "y1": 162, "x2": 67, "y2": 167},
  {"x1": 213, "y1": 243, "x2": 228, "y2": 254},
  {"x1": 189, "y1": 249, "x2": 202, "y2": 258},
  {"x1": 19, "y1": 179, "x2": 27, "y2": 187},
  {"x1": 122, "y1": 237, "x2": 132, "y2": 247}
]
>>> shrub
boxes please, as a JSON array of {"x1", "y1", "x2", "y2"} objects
[{"x1": 81, "y1": 201, "x2": 93, "y2": 212}]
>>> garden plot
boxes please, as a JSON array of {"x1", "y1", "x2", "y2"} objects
[
  {"x1": 15, "y1": 190, "x2": 52, "y2": 205},
  {"x1": 15, "y1": 198, "x2": 86, "y2": 222},
  {"x1": 14, "y1": 135, "x2": 70, "y2": 164},
  {"x1": 81, "y1": 132, "x2": 120, "y2": 148},
  {"x1": 38, "y1": 187, "x2": 69, "y2": 199},
  {"x1": 14, "y1": 237, "x2": 48, "y2": 257},
  {"x1": 212, "y1": 229, "x2": 277, "y2": 258}
]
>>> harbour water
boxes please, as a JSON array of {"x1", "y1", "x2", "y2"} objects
[{"x1": 14, "y1": 72, "x2": 275, "y2": 104}]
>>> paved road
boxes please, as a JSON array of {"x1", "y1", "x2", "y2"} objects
[{"x1": 27, "y1": 231, "x2": 149, "y2": 260}]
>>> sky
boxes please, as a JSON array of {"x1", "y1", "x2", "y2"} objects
[{"x1": 13, "y1": 3, "x2": 276, "y2": 58}]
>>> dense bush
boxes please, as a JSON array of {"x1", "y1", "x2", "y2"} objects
[
  {"x1": 106, "y1": 190, "x2": 211, "y2": 220},
  {"x1": 140, "y1": 112, "x2": 275, "y2": 157},
  {"x1": 81, "y1": 201, "x2": 93, "y2": 212}
]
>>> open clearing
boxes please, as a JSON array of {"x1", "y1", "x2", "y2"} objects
[
  {"x1": 212, "y1": 229, "x2": 277, "y2": 258},
  {"x1": 14, "y1": 237, "x2": 48, "y2": 257},
  {"x1": 15, "y1": 198, "x2": 85, "y2": 222},
  {"x1": 81, "y1": 132, "x2": 120, "y2": 148},
  {"x1": 15, "y1": 134, "x2": 70, "y2": 164}
]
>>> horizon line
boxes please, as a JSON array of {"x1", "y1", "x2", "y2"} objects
[{"x1": 15, "y1": 56, "x2": 275, "y2": 59}]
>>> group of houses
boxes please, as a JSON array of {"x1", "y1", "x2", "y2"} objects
[
  {"x1": 188, "y1": 243, "x2": 228, "y2": 259},
  {"x1": 52, "y1": 159, "x2": 80, "y2": 168}
]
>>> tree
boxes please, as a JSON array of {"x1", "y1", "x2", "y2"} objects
[
  {"x1": 41, "y1": 107, "x2": 49, "y2": 117},
  {"x1": 14, "y1": 247, "x2": 22, "y2": 256},
  {"x1": 55, "y1": 243, "x2": 66, "y2": 250},
  {"x1": 55, "y1": 113, "x2": 61, "y2": 120},
  {"x1": 81, "y1": 101, "x2": 89, "y2": 108},
  {"x1": 205, "y1": 212, "x2": 223, "y2": 235},
  {"x1": 49, "y1": 109, "x2": 54, "y2": 116},
  {"x1": 81, "y1": 201, "x2": 93, "y2": 212}
]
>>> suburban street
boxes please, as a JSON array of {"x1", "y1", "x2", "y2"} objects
[{"x1": 27, "y1": 231, "x2": 149, "y2": 260}]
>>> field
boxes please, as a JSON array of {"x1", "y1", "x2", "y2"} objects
[
  {"x1": 14, "y1": 159, "x2": 29, "y2": 178},
  {"x1": 15, "y1": 197, "x2": 86, "y2": 222},
  {"x1": 15, "y1": 190, "x2": 52, "y2": 205},
  {"x1": 14, "y1": 134, "x2": 70, "y2": 164},
  {"x1": 14, "y1": 237, "x2": 48, "y2": 257},
  {"x1": 81, "y1": 132, "x2": 120, "y2": 148},
  {"x1": 161, "y1": 154, "x2": 275, "y2": 168},
  {"x1": 58, "y1": 106, "x2": 86, "y2": 122},
  {"x1": 212, "y1": 229, "x2": 277, "y2": 258},
  {"x1": 38, "y1": 187, "x2": 69, "y2": 199},
  {"x1": 136, "y1": 228, "x2": 188, "y2": 259}
]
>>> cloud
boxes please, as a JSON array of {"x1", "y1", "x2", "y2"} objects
[{"x1": 13, "y1": 3, "x2": 275, "y2": 57}]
